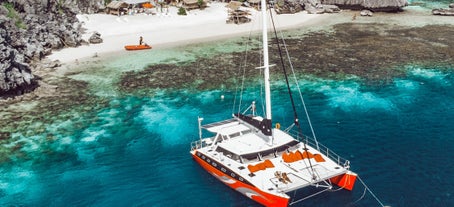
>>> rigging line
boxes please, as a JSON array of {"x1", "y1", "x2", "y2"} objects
[
  {"x1": 232, "y1": 55, "x2": 240, "y2": 114},
  {"x1": 268, "y1": 6, "x2": 316, "y2": 177},
  {"x1": 268, "y1": 5, "x2": 298, "y2": 129},
  {"x1": 236, "y1": 21, "x2": 257, "y2": 115},
  {"x1": 237, "y1": 35, "x2": 249, "y2": 115},
  {"x1": 356, "y1": 176, "x2": 387, "y2": 207},
  {"x1": 349, "y1": 186, "x2": 367, "y2": 206},
  {"x1": 277, "y1": 24, "x2": 320, "y2": 150}
]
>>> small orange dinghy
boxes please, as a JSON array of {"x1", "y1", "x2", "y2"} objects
[{"x1": 124, "y1": 44, "x2": 152, "y2": 51}]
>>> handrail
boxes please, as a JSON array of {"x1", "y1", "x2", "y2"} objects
[
  {"x1": 285, "y1": 128, "x2": 350, "y2": 168},
  {"x1": 191, "y1": 127, "x2": 351, "y2": 169},
  {"x1": 190, "y1": 140, "x2": 201, "y2": 151},
  {"x1": 190, "y1": 137, "x2": 215, "y2": 151}
]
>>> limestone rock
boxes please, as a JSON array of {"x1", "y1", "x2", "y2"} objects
[
  {"x1": 360, "y1": 9, "x2": 373, "y2": 16},
  {"x1": 432, "y1": 8, "x2": 454, "y2": 16},
  {"x1": 321, "y1": 0, "x2": 408, "y2": 12},
  {"x1": 275, "y1": 0, "x2": 303, "y2": 14},
  {"x1": 0, "y1": 0, "x2": 103, "y2": 97},
  {"x1": 89, "y1": 31, "x2": 103, "y2": 44}
]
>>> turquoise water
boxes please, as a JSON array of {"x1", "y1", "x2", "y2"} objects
[
  {"x1": 1, "y1": 61, "x2": 452, "y2": 206},
  {"x1": 408, "y1": 0, "x2": 452, "y2": 8}
]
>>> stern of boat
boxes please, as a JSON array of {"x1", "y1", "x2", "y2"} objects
[{"x1": 329, "y1": 171, "x2": 357, "y2": 191}]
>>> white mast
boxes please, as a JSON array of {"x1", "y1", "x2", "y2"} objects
[{"x1": 261, "y1": 0, "x2": 272, "y2": 122}]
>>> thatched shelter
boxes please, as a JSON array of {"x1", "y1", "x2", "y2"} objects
[
  {"x1": 226, "y1": 1, "x2": 242, "y2": 10},
  {"x1": 123, "y1": 0, "x2": 150, "y2": 4},
  {"x1": 321, "y1": 0, "x2": 408, "y2": 11},
  {"x1": 182, "y1": 0, "x2": 208, "y2": 10},
  {"x1": 106, "y1": 1, "x2": 129, "y2": 15},
  {"x1": 226, "y1": 1, "x2": 251, "y2": 24},
  {"x1": 248, "y1": 0, "x2": 261, "y2": 9}
]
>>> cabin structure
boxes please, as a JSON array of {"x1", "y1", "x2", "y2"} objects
[
  {"x1": 106, "y1": 0, "x2": 154, "y2": 15},
  {"x1": 182, "y1": 0, "x2": 208, "y2": 10},
  {"x1": 226, "y1": 1, "x2": 251, "y2": 24},
  {"x1": 106, "y1": 1, "x2": 129, "y2": 15},
  {"x1": 123, "y1": 0, "x2": 153, "y2": 7},
  {"x1": 248, "y1": 0, "x2": 261, "y2": 9}
]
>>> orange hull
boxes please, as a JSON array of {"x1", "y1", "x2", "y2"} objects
[
  {"x1": 124, "y1": 45, "x2": 152, "y2": 50},
  {"x1": 329, "y1": 172, "x2": 357, "y2": 191},
  {"x1": 192, "y1": 152, "x2": 289, "y2": 207}
]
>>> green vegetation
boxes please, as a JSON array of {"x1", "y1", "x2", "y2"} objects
[
  {"x1": 2, "y1": 2, "x2": 27, "y2": 29},
  {"x1": 57, "y1": 0, "x2": 65, "y2": 15},
  {"x1": 177, "y1": 7, "x2": 187, "y2": 15},
  {"x1": 197, "y1": 0, "x2": 204, "y2": 8}
]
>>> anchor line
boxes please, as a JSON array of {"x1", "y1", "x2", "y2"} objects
[{"x1": 349, "y1": 175, "x2": 387, "y2": 207}]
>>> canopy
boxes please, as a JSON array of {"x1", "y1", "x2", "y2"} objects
[
  {"x1": 106, "y1": 1, "x2": 128, "y2": 9},
  {"x1": 123, "y1": 0, "x2": 150, "y2": 4},
  {"x1": 226, "y1": 1, "x2": 242, "y2": 10}
]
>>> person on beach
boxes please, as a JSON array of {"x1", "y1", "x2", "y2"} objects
[{"x1": 139, "y1": 36, "x2": 143, "y2": 45}]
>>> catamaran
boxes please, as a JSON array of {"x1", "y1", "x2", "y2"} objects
[{"x1": 190, "y1": 1, "x2": 357, "y2": 206}]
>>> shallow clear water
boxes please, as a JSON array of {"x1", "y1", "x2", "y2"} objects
[{"x1": 408, "y1": 0, "x2": 452, "y2": 8}]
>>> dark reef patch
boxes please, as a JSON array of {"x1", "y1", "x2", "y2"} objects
[{"x1": 120, "y1": 23, "x2": 454, "y2": 93}]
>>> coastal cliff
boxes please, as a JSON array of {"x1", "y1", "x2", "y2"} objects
[{"x1": 0, "y1": 0, "x2": 103, "y2": 97}]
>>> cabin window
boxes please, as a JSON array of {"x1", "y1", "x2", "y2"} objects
[
  {"x1": 229, "y1": 132, "x2": 241, "y2": 138},
  {"x1": 241, "y1": 129, "x2": 252, "y2": 135},
  {"x1": 242, "y1": 154, "x2": 260, "y2": 162},
  {"x1": 215, "y1": 146, "x2": 223, "y2": 153},
  {"x1": 214, "y1": 134, "x2": 223, "y2": 144}
]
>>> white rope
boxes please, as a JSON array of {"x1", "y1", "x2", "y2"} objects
[
  {"x1": 234, "y1": 12, "x2": 261, "y2": 115},
  {"x1": 356, "y1": 176, "x2": 387, "y2": 207},
  {"x1": 349, "y1": 186, "x2": 367, "y2": 206}
]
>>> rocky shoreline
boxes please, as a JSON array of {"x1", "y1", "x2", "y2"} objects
[
  {"x1": 0, "y1": 0, "x2": 104, "y2": 98},
  {"x1": 432, "y1": 3, "x2": 454, "y2": 15}
]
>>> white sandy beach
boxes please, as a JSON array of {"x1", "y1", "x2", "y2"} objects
[{"x1": 48, "y1": 2, "x2": 332, "y2": 64}]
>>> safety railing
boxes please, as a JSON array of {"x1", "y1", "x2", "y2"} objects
[
  {"x1": 286, "y1": 128, "x2": 351, "y2": 168},
  {"x1": 190, "y1": 137, "x2": 214, "y2": 151}
]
